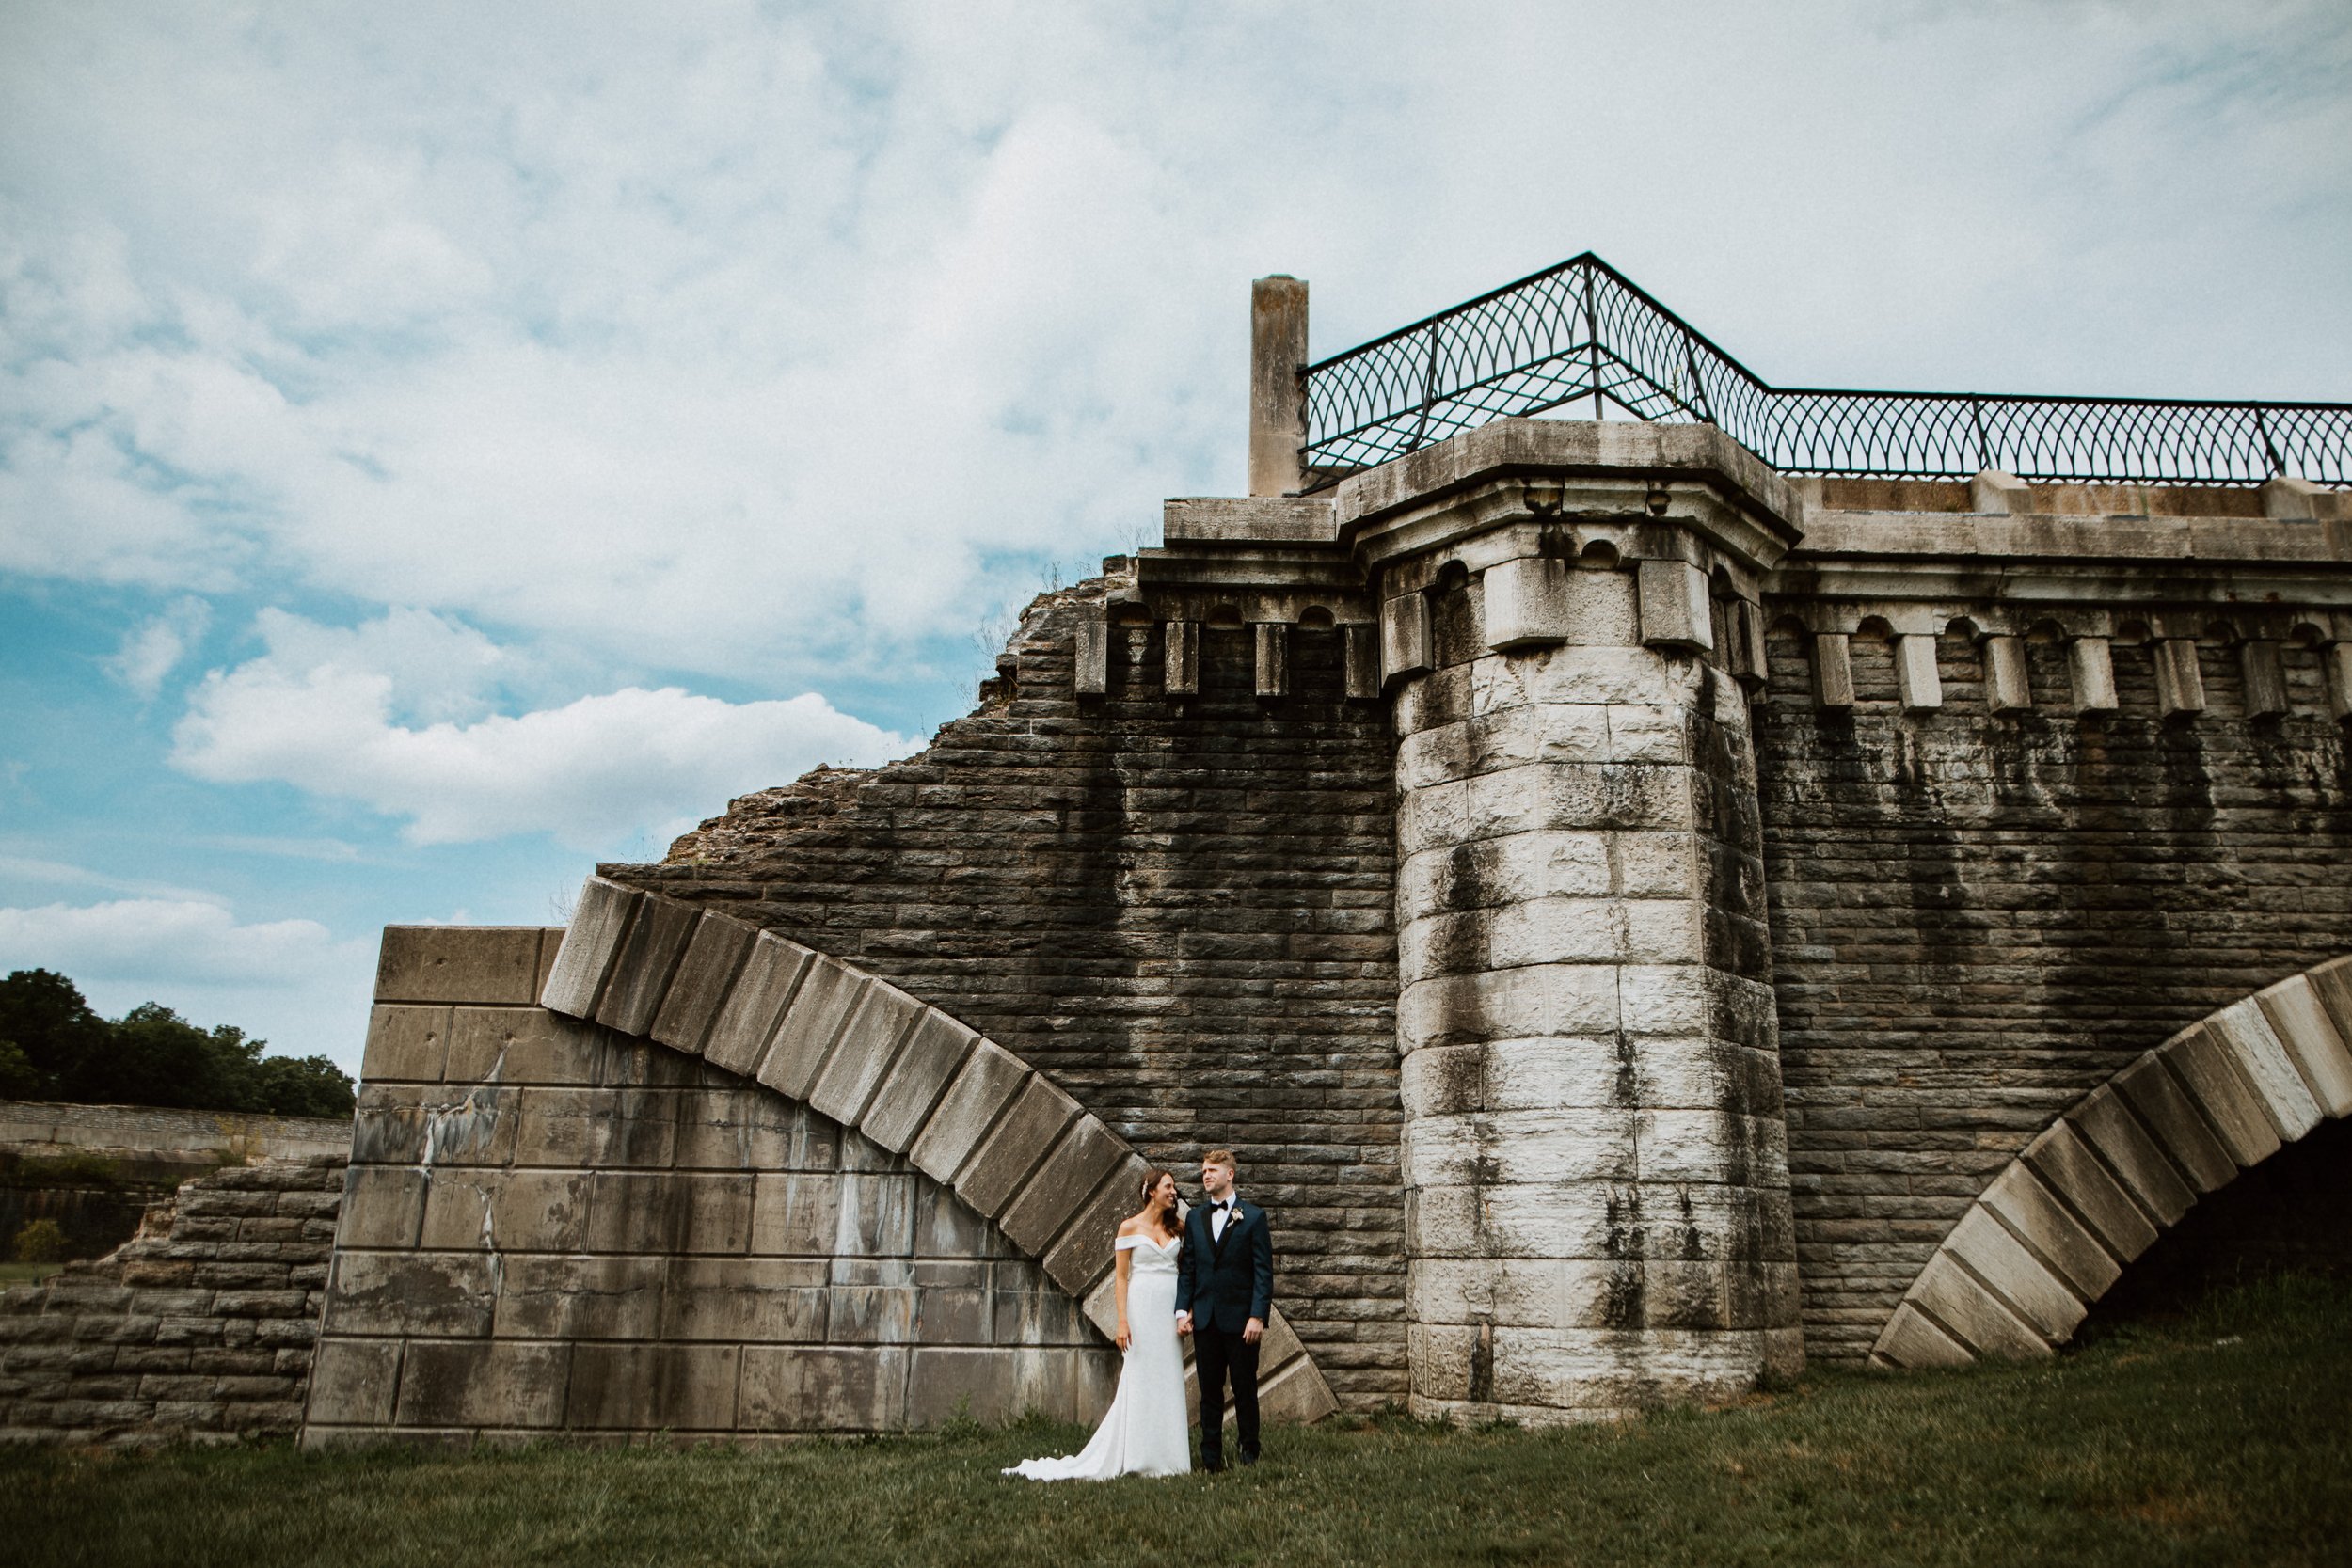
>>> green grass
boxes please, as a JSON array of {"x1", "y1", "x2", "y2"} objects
[
  {"x1": 0, "y1": 1261, "x2": 64, "y2": 1286},
  {"x1": 6, "y1": 1275, "x2": 2350, "y2": 1568}
]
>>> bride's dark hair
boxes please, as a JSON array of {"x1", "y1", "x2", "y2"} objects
[{"x1": 1139, "y1": 1167, "x2": 1178, "y2": 1227}]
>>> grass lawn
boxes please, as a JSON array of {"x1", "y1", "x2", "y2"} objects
[
  {"x1": 6, "y1": 1275, "x2": 2348, "y2": 1568},
  {"x1": 0, "y1": 1262, "x2": 64, "y2": 1287}
]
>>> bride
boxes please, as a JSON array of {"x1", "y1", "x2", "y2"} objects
[{"x1": 1005, "y1": 1168, "x2": 1190, "y2": 1480}]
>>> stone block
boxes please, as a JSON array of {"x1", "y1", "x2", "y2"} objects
[
  {"x1": 1970, "y1": 469, "x2": 2030, "y2": 514},
  {"x1": 539, "y1": 877, "x2": 638, "y2": 1019},
  {"x1": 739, "y1": 1346, "x2": 906, "y2": 1432},
  {"x1": 806, "y1": 984, "x2": 925, "y2": 1128},
  {"x1": 376, "y1": 926, "x2": 543, "y2": 1006},
  {"x1": 2018, "y1": 1122, "x2": 2156, "y2": 1262},
  {"x1": 1253, "y1": 623, "x2": 1289, "y2": 700},
  {"x1": 1039, "y1": 1161, "x2": 1146, "y2": 1295},
  {"x1": 394, "y1": 1340, "x2": 569, "y2": 1429},
  {"x1": 2328, "y1": 644, "x2": 2352, "y2": 721},
  {"x1": 1482, "y1": 557, "x2": 1571, "y2": 650},
  {"x1": 1978, "y1": 1164, "x2": 2120, "y2": 1300},
  {"x1": 833, "y1": 1172, "x2": 917, "y2": 1257},
  {"x1": 334, "y1": 1166, "x2": 425, "y2": 1250},
  {"x1": 1344, "y1": 624, "x2": 1381, "y2": 700},
  {"x1": 954, "y1": 1077, "x2": 1081, "y2": 1218},
  {"x1": 1256, "y1": 1354, "x2": 1341, "y2": 1425},
  {"x1": 1894, "y1": 634, "x2": 1941, "y2": 711},
  {"x1": 302, "y1": 1337, "x2": 402, "y2": 1428},
  {"x1": 649, "y1": 911, "x2": 759, "y2": 1056},
  {"x1": 1636, "y1": 559, "x2": 1712, "y2": 653},
  {"x1": 2064, "y1": 1085, "x2": 2194, "y2": 1226},
  {"x1": 362, "y1": 1005, "x2": 452, "y2": 1082},
  {"x1": 2256, "y1": 974, "x2": 2352, "y2": 1117},
  {"x1": 1073, "y1": 612, "x2": 1109, "y2": 697},
  {"x1": 1397, "y1": 964, "x2": 1617, "y2": 1052},
  {"x1": 997, "y1": 1119, "x2": 1131, "y2": 1257},
  {"x1": 905, "y1": 1347, "x2": 1020, "y2": 1425},
  {"x1": 1906, "y1": 1254, "x2": 2047, "y2": 1360},
  {"x1": 675, "y1": 1092, "x2": 811, "y2": 1171},
  {"x1": 827, "y1": 1283, "x2": 917, "y2": 1342},
  {"x1": 752, "y1": 1173, "x2": 843, "y2": 1257},
  {"x1": 441, "y1": 1006, "x2": 594, "y2": 1085},
  {"x1": 1403, "y1": 1109, "x2": 1635, "y2": 1189},
  {"x1": 1941, "y1": 1208, "x2": 2085, "y2": 1343},
  {"x1": 755, "y1": 960, "x2": 868, "y2": 1102},
  {"x1": 513, "y1": 1086, "x2": 676, "y2": 1169},
  {"x1": 2066, "y1": 637, "x2": 2119, "y2": 712},
  {"x1": 2112, "y1": 1054, "x2": 2238, "y2": 1193},
  {"x1": 1811, "y1": 634, "x2": 1854, "y2": 710},
  {"x1": 567, "y1": 1344, "x2": 740, "y2": 1431},
  {"x1": 2159, "y1": 1026, "x2": 2280, "y2": 1168},
  {"x1": 702, "y1": 931, "x2": 814, "y2": 1079},
  {"x1": 908, "y1": 1042, "x2": 1030, "y2": 1186},
  {"x1": 595, "y1": 894, "x2": 698, "y2": 1037},
  {"x1": 1382, "y1": 594, "x2": 1433, "y2": 686},
  {"x1": 2153, "y1": 638, "x2": 2204, "y2": 717},
  {"x1": 2206, "y1": 998, "x2": 2325, "y2": 1140},
  {"x1": 2240, "y1": 639, "x2": 2289, "y2": 718},
  {"x1": 585, "y1": 1173, "x2": 755, "y2": 1256},
  {"x1": 492, "y1": 1256, "x2": 665, "y2": 1339},
  {"x1": 663, "y1": 1259, "x2": 829, "y2": 1342},
  {"x1": 858, "y1": 1010, "x2": 979, "y2": 1154},
  {"x1": 1164, "y1": 620, "x2": 1200, "y2": 696},
  {"x1": 1981, "y1": 635, "x2": 2031, "y2": 712},
  {"x1": 1874, "y1": 1303, "x2": 1972, "y2": 1368},
  {"x1": 325, "y1": 1251, "x2": 497, "y2": 1338}
]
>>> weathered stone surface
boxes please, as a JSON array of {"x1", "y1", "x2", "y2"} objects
[
  {"x1": 805, "y1": 983, "x2": 925, "y2": 1128},
  {"x1": 393, "y1": 1341, "x2": 569, "y2": 1429},
  {"x1": 997, "y1": 1118, "x2": 1129, "y2": 1257},
  {"x1": 2066, "y1": 636, "x2": 2119, "y2": 710},
  {"x1": 1906, "y1": 1254, "x2": 2047, "y2": 1360},
  {"x1": 362, "y1": 1005, "x2": 452, "y2": 1083},
  {"x1": 1810, "y1": 633, "x2": 1854, "y2": 709},
  {"x1": 1893, "y1": 633, "x2": 1942, "y2": 710},
  {"x1": 1484, "y1": 557, "x2": 1570, "y2": 650},
  {"x1": 858, "y1": 1010, "x2": 978, "y2": 1154},
  {"x1": 2064, "y1": 1085, "x2": 2195, "y2": 1227},
  {"x1": 2112, "y1": 1057, "x2": 2239, "y2": 1195},
  {"x1": 2161, "y1": 1026, "x2": 2282, "y2": 1168},
  {"x1": 755, "y1": 960, "x2": 868, "y2": 1101},
  {"x1": 2018, "y1": 1121, "x2": 2157, "y2": 1262},
  {"x1": 596, "y1": 894, "x2": 699, "y2": 1037},
  {"x1": 701, "y1": 931, "x2": 812, "y2": 1078},
  {"x1": 1383, "y1": 593, "x2": 1433, "y2": 684},
  {"x1": 907, "y1": 1042, "x2": 1030, "y2": 1187},
  {"x1": 378, "y1": 927, "x2": 543, "y2": 1006},
  {"x1": 567, "y1": 1344, "x2": 740, "y2": 1430},
  {"x1": 1636, "y1": 559, "x2": 1711, "y2": 652},
  {"x1": 1939, "y1": 1208, "x2": 2084, "y2": 1343},
  {"x1": 2256, "y1": 974, "x2": 2352, "y2": 1117},
  {"x1": 739, "y1": 1346, "x2": 905, "y2": 1431},
  {"x1": 955, "y1": 1077, "x2": 1082, "y2": 1218},
  {"x1": 540, "y1": 878, "x2": 640, "y2": 1017},
  {"x1": 304, "y1": 1337, "x2": 399, "y2": 1427},
  {"x1": 649, "y1": 911, "x2": 759, "y2": 1055},
  {"x1": 1874, "y1": 1303, "x2": 1971, "y2": 1369},
  {"x1": 1981, "y1": 635, "x2": 2030, "y2": 711},
  {"x1": 2207, "y1": 999, "x2": 2325, "y2": 1140}
]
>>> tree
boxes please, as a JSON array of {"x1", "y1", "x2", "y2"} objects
[
  {"x1": 0, "y1": 969, "x2": 112, "y2": 1101},
  {"x1": 0, "y1": 970, "x2": 355, "y2": 1117}
]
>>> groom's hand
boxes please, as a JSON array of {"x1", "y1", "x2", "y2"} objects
[
  {"x1": 1175, "y1": 1311, "x2": 1192, "y2": 1337},
  {"x1": 1243, "y1": 1317, "x2": 1263, "y2": 1345}
]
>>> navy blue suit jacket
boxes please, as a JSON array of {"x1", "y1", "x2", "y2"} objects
[{"x1": 1175, "y1": 1197, "x2": 1272, "y2": 1333}]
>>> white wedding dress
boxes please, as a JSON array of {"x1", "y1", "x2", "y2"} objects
[{"x1": 1005, "y1": 1232, "x2": 1190, "y2": 1480}]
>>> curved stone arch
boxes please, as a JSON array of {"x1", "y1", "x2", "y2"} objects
[
  {"x1": 1873, "y1": 956, "x2": 2352, "y2": 1368},
  {"x1": 544, "y1": 877, "x2": 1339, "y2": 1421}
]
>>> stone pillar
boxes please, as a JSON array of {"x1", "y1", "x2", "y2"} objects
[
  {"x1": 1248, "y1": 276, "x2": 1309, "y2": 498},
  {"x1": 1360, "y1": 424, "x2": 1804, "y2": 1423}
]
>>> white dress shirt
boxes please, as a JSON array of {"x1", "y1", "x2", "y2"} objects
[{"x1": 1209, "y1": 1188, "x2": 1242, "y2": 1243}]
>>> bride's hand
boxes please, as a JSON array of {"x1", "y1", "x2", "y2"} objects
[{"x1": 1115, "y1": 1323, "x2": 1131, "y2": 1351}]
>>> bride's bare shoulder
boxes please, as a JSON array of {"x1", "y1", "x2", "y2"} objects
[{"x1": 1116, "y1": 1212, "x2": 1144, "y2": 1236}]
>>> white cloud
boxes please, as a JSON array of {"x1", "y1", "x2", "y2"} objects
[
  {"x1": 0, "y1": 1, "x2": 2336, "y2": 695},
  {"x1": 0, "y1": 895, "x2": 376, "y2": 1069},
  {"x1": 0, "y1": 896, "x2": 337, "y2": 985},
  {"x1": 170, "y1": 609, "x2": 912, "y2": 847},
  {"x1": 103, "y1": 594, "x2": 210, "y2": 700}
]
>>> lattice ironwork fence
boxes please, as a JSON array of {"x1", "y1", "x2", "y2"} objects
[{"x1": 1300, "y1": 253, "x2": 2352, "y2": 489}]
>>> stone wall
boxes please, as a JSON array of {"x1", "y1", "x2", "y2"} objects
[
  {"x1": 614, "y1": 584, "x2": 1407, "y2": 1408},
  {"x1": 1, "y1": 1100, "x2": 353, "y2": 1168},
  {"x1": 1755, "y1": 618, "x2": 2352, "y2": 1359},
  {"x1": 0, "y1": 1156, "x2": 343, "y2": 1445},
  {"x1": 307, "y1": 927, "x2": 1118, "y2": 1445}
]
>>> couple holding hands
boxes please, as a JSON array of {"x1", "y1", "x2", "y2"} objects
[{"x1": 1006, "y1": 1149, "x2": 1272, "y2": 1481}]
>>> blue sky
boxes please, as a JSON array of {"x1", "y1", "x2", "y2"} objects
[{"x1": 3, "y1": 0, "x2": 2348, "y2": 1074}]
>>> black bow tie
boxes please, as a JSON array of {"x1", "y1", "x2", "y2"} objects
[{"x1": 1213, "y1": 1200, "x2": 1231, "y2": 1211}]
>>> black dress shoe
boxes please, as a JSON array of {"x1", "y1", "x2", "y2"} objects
[{"x1": 1238, "y1": 1449, "x2": 1259, "y2": 1467}]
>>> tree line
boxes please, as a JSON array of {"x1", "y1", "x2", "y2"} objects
[{"x1": 0, "y1": 969, "x2": 356, "y2": 1119}]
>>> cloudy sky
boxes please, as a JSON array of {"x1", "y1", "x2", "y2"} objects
[{"x1": 2, "y1": 0, "x2": 2347, "y2": 1074}]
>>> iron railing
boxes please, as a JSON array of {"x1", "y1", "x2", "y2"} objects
[{"x1": 1301, "y1": 253, "x2": 2352, "y2": 489}]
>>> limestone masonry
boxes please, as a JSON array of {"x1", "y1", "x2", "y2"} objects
[{"x1": 24, "y1": 268, "x2": 2349, "y2": 1446}]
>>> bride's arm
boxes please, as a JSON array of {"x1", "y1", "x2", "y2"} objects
[{"x1": 1113, "y1": 1239, "x2": 1133, "y2": 1351}]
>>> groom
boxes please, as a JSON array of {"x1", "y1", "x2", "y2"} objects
[{"x1": 1174, "y1": 1148, "x2": 1272, "y2": 1471}]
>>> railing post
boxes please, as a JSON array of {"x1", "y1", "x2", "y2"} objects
[{"x1": 1249, "y1": 276, "x2": 1310, "y2": 497}]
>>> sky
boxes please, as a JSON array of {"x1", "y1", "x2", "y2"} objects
[{"x1": 2, "y1": 0, "x2": 2348, "y2": 1075}]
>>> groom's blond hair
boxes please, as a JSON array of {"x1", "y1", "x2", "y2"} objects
[{"x1": 1203, "y1": 1148, "x2": 1237, "y2": 1171}]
